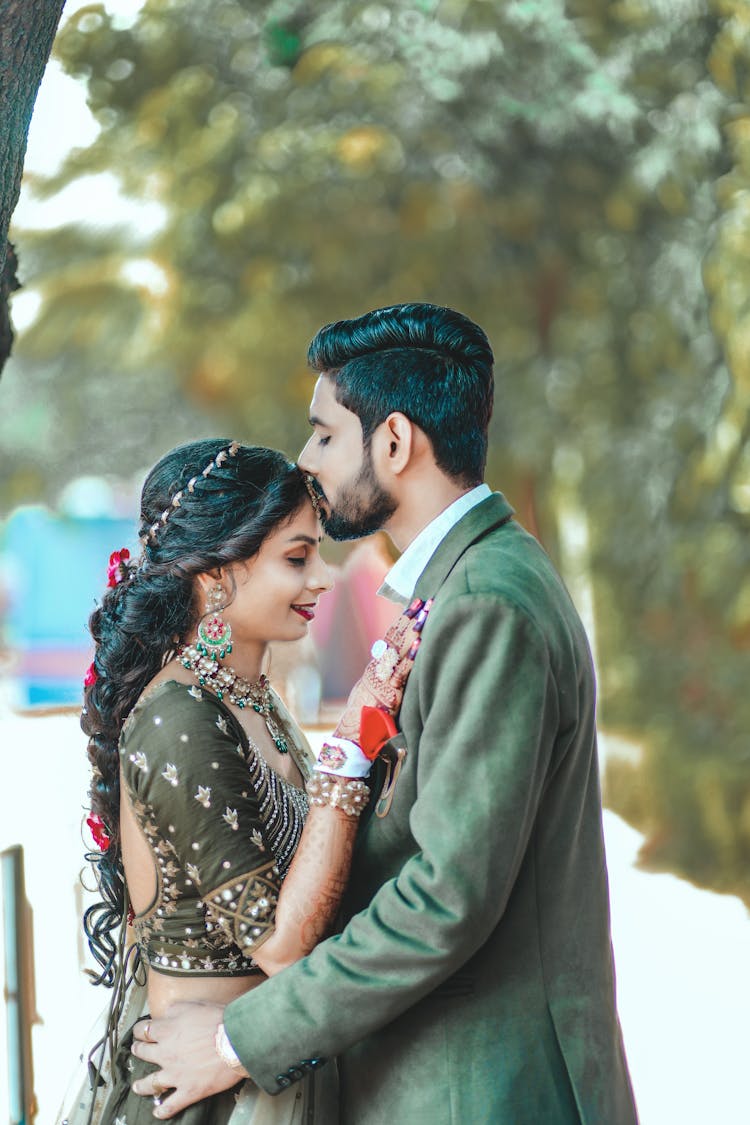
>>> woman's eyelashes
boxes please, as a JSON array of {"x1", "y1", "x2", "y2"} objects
[
  {"x1": 287, "y1": 554, "x2": 307, "y2": 568},
  {"x1": 318, "y1": 434, "x2": 331, "y2": 446}
]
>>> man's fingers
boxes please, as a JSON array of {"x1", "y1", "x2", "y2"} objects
[
  {"x1": 131, "y1": 1038, "x2": 163, "y2": 1067},
  {"x1": 133, "y1": 1016, "x2": 162, "y2": 1042},
  {"x1": 150, "y1": 1089, "x2": 187, "y2": 1120},
  {"x1": 131, "y1": 1068, "x2": 173, "y2": 1096},
  {"x1": 148, "y1": 1078, "x2": 215, "y2": 1120}
]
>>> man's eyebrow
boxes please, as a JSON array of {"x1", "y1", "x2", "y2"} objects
[
  {"x1": 308, "y1": 413, "x2": 329, "y2": 428},
  {"x1": 286, "y1": 534, "x2": 323, "y2": 545}
]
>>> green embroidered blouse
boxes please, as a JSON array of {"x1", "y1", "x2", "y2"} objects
[{"x1": 119, "y1": 680, "x2": 312, "y2": 978}]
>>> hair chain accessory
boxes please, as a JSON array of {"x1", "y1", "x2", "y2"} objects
[
  {"x1": 303, "y1": 473, "x2": 324, "y2": 520},
  {"x1": 196, "y1": 584, "x2": 232, "y2": 659},
  {"x1": 142, "y1": 441, "x2": 240, "y2": 545}
]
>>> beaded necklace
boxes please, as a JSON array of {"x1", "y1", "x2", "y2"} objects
[{"x1": 178, "y1": 643, "x2": 289, "y2": 753}]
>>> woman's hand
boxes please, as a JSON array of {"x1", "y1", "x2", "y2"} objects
[{"x1": 334, "y1": 599, "x2": 431, "y2": 743}]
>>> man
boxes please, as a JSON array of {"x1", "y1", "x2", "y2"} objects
[{"x1": 133, "y1": 303, "x2": 638, "y2": 1123}]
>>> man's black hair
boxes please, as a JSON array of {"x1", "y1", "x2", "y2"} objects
[{"x1": 307, "y1": 303, "x2": 494, "y2": 486}]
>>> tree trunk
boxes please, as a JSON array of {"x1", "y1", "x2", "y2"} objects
[{"x1": 0, "y1": 0, "x2": 66, "y2": 375}]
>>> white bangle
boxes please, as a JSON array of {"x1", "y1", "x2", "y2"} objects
[
  {"x1": 315, "y1": 737, "x2": 373, "y2": 778},
  {"x1": 214, "y1": 1022, "x2": 249, "y2": 1076}
]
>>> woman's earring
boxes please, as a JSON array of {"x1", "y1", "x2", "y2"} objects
[{"x1": 197, "y1": 583, "x2": 232, "y2": 659}]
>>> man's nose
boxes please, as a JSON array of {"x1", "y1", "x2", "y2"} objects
[{"x1": 298, "y1": 436, "x2": 315, "y2": 473}]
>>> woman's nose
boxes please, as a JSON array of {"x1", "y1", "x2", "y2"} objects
[{"x1": 309, "y1": 558, "x2": 334, "y2": 594}]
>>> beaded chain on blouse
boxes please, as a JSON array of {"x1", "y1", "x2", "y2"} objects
[{"x1": 246, "y1": 742, "x2": 309, "y2": 875}]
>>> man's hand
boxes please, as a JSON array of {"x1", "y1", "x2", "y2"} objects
[{"x1": 131, "y1": 1002, "x2": 245, "y2": 1119}]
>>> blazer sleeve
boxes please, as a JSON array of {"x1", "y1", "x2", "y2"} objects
[
  {"x1": 224, "y1": 593, "x2": 560, "y2": 1089},
  {"x1": 120, "y1": 684, "x2": 282, "y2": 954}
]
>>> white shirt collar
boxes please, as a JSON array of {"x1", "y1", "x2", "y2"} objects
[{"x1": 378, "y1": 484, "x2": 492, "y2": 605}]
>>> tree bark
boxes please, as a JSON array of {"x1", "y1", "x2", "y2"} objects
[{"x1": 0, "y1": 0, "x2": 66, "y2": 375}]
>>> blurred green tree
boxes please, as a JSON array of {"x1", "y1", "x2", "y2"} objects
[{"x1": 7, "y1": 0, "x2": 750, "y2": 897}]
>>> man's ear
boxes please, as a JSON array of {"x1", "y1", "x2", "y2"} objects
[{"x1": 376, "y1": 412, "x2": 414, "y2": 477}]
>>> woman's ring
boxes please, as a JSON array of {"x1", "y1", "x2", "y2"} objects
[
  {"x1": 153, "y1": 1095, "x2": 162, "y2": 1107},
  {"x1": 143, "y1": 1022, "x2": 156, "y2": 1044}
]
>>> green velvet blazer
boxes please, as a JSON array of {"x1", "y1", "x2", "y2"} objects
[{"x1": 225, "y1": 493, "x2": 639, "y2": 1125}]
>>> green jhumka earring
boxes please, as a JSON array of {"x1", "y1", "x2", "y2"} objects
[{"x1": 196, "y1": 584, "x2": 232, "y2": 660}]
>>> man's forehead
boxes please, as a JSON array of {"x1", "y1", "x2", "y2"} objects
[
  {"x1": 309, "y1": 374, "x2": 355, "y2": 423},
  {"x1": 310, "y1": 373, "x2": 334, "y2": 404}
]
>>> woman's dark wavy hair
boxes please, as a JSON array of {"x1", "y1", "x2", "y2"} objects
[
  {"x1": 307, "y1": 302, "x2": 494, "y2": 486},
  {"x1": 81, "y1": 439, "x2": 309, "y2": 984}
]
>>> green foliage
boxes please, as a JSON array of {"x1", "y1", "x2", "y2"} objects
[{"x1": 7, "y1": 0, "x2": 750, "y2": 897}]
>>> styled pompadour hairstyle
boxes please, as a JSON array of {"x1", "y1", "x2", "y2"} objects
[{"x1": 307, "y1": 303, "x2": 494, "y2": 486}]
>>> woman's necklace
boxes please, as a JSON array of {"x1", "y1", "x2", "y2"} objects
[{"x1": 178, "y1": 643, "x2": 289, "y2": 753}]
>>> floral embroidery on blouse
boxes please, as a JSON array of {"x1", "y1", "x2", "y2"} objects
[
  {"x1": 161, "y1": 763, "x2": 178, "y2": 786},
  {"x1": 119, "y1": 680, "x2": 310, "y2": 977}
]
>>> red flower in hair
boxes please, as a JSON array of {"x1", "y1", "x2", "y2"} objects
[
  {"x1": 359, "y1": 705, "x2": 398, "y2": 760},
  {"x1": 87, "y1": 813, "x2": 111, "y2": 851},
  {"x1": 84, "y1": 662, "x2": 98, "y2": 687},
  {"x1": 106, "y1": 548, "x2": 131, "y2": 588}
]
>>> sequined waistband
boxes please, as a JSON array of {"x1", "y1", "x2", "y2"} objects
[{"x1": 140, "y1": 940, "x2": 261, "y2": 978}]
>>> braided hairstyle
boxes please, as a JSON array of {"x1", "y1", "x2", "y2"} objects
[
  {"x1": 307, "y1": 302, "x2": 495, "y2": 486},
  {"x1": 81, "y1": 439, "x2": 309, "y2": 984}
]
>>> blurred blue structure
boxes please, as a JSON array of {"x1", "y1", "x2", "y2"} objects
[
  {"x1": 1, "y1": 506, "x2": 394, "y2": 709},
  {"x1": 1, "y1": 507, "x2": 135, "y2": 707}
]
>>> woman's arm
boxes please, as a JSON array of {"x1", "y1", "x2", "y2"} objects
[
  {"x1": 253, "y1": 603, "x2": 425, "y2": 975},
  {"x1": 252, "y1": 803, "x2": 357, "y2": 975}
]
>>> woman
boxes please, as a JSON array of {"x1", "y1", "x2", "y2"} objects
[{"x1": 65, "y1": 439, "x2": 416, "y2": 1125}]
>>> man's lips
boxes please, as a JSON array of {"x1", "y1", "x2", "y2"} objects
[{"x1": 291, "y1": 604, "x2": 316, "y2": 621}]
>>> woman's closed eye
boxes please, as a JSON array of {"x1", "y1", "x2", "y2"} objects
[
  {"x1": 317, "y1": 435, "x2": 331, "y2": 447},
  {"x1": 288, "y1": 555, "x2": 307, "y2": 567}
]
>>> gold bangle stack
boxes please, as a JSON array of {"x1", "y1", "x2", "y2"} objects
[{"x1": 306, "y1": 772, "x2": 370, "y2": 817}]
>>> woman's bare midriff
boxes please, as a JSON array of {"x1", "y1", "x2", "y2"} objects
[{"x1": 146, "y1": 966, "x2": 264, "y2": 1019}]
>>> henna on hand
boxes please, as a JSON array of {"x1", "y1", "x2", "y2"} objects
[{"x1": 334, "y1": 605, "x2": 427, "y2": 740}]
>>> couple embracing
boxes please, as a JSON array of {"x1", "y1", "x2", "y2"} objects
[{"x1": 66, "y1": 302, "x2": 638, "y2": 1125}]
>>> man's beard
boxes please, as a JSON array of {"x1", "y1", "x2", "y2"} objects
[{"x1": 319, "y1": 449, "x2": 397, "y2": 542}]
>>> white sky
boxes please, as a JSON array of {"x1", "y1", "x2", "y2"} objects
[
  {"x1": 11, "y1": 0, "x2": 162, "y2": 331},
  {"x1": 22, "y1": 0, "x2": 146, "y2": 178}
]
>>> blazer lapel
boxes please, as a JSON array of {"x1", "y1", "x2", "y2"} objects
[
  {"x1": 362, "y1": 494, "x2": 514, "y2": 827},
  {"x1": 413, "y1": 492, "x2": 515, "y2": 601}
]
